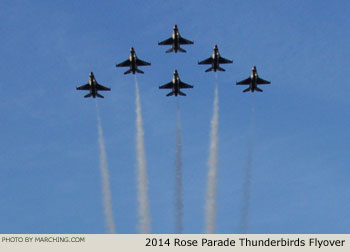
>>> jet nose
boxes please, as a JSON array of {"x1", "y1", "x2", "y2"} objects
[
  {"x1": 174, "y1": 24, "x2": 178, "y2": 29},
  {"x1": 174, "y1": 69, "x2": 178, "y2": 73},
  {"x1": 252, "y1": 65, "x2": 256, "y2": 70},
  {"x1": 90, "y1": 72, "x2": 93, "y2": 75},
  {"x1": 131, "y1": 47, "x2": 134, "y2": 51},
  {"x1": 214, "y1": 44, "x2": 218, "y2": 49}
]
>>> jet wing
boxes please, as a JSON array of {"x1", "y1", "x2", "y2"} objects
[
  {"x1": 96, "y1": 83, "x2": 111, "y2": 91},
  {"x1": 257, "y1": 77, "x2": 271, "y2": 84},
  {"x1": 236, "y1": 77, "x2": 251, "y2": 85},
  {"x1": 76, "y1": 83, "x2": 91, "y2": 90},
  {"x1": 158, "y1": 37, "x2": 174, "y2": 45},
  {"x1": 219, "y1": 56, "x2": 233, "y2": 64},
  {"x1": 159, "y1": 82, "x2": 173, "y2": 89},
  {"x1": 179, "y1": 81, "x2": 193, "y2": 89},
  {"x1": 136, "y1": 58, "x2": 151, "y2": 66},
  {"x1": 116, "y1": 59, "x2": 131, "y2": 67},
  {"x1": 198, "y1": 57, "x2": 213, "y2": 65},
  {"x1": 179, "y1": 36, "x2": 194, "y2": 45}
]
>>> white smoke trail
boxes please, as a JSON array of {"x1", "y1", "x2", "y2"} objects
[
  {"x1": 95, "y1": 101, "x2": 116, "y2": 234},
  {"x1": 175, "y1": 100, "x2": 183, "y2": 233},
  {"x1": 239, "y1": 99, "x2": 255, "y2": 233},
  {"x1": 134, "y1": 76, "x2": 151, "y2": 234},
  {"x1": 205, "y1": 75, "x2": 219, "y2": 234}
]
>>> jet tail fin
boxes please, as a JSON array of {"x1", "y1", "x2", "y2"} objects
[
  {"x1": 217, "y1": 66, "x2": 225, "y2": 72},
  {"x1": 205, "y1": 67, "x2": 213, "y2": 72},
  {"x1": 178, "y1": 90, "x2": 186, "y2": 96},
  {"x1": 178, "y1": 47, "x2": 186, "y2": 53},
  {"x1": 135, "y1": 68, "x2": 144, "y2": 74},
  {"x1": 243, "y1": 87, "x2": 251, "y2": 93},
  {"x1": 166, "y1": 48, "x2": 174, "y2": 53},
  {"x1": 96, "y1": 93, "x2": 104, "y2": 98},
  {"x1": 124, "y1": 69, "x2": 132, "y2": 75},
  {"x1": 166, "y1": 91, "x2": 174, "y2": 96},
  {"x1": 84, "y1": 93, "x2": 93, "y2": 98},
  {"x1": 255, "y1": 87, "x2": 263, "y2": 92}
]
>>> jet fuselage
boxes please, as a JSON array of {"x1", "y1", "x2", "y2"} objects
[
  {"x1": 88, "y1": 73, "x2": 98, "y2": 98},
  {"x1": 171, "y1": 27, "x2": 181, "y2": 53},
  {"x1": 211, "y1": 47, "x2": 221, "y2": 71},
  {"x1": 171, "y1": 71, "x2": 181, "y2": 96},
  {"x1": 129, "y1": 49, "x2": 138, "y2": 74},
  {"x1": 249, "y1": 68, "x2": 259, "y2": 92}
]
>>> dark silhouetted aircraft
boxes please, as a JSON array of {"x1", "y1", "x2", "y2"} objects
[
  {"x1": 116, "y1": 47, "x2": 151, "y2": 74},
  {"x1": 158, "y1": 24, "x2": 194, "y2": 53},
  {"x1": 236, "y1": 66, "x2": 271, "y2": 92},
  {"x1": 159, "y1": 70, "x2": 193, "y2": 96},
  {"x1": 198, "y1": 45, "x2": 233, "y2": 72},
  {"x1": 76, "y1": 72, "x2": 111, "y2": 98}
]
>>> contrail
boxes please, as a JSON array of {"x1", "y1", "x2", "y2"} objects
[
  {"x1": 95, "y1": 101, "x2": 116, "y2": 234},
  {"x1": 205, "y1": 74, "x2": 219, "y2": 234},
  {"x1": 134, "y1": 76, "x2": 151, "y2": 234},
  {"x1": 175, "y1": 99, "x2": 183, "y2": 233},
  {"x1": 239, "y1": 99, "x2": 255, "y2": 233}
]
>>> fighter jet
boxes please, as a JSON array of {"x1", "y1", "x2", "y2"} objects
[
  {"x1": 158, "y1": 24, "x2": 194, "y2": 53},
  {"x1": 159, "y1": 70, "x2": 193, "y2": 96},
  {"x1": 116, "y1": 47, "x2": 151, "y2": 74},
  {"x1": 236, "y1": 66, "x2": 271, "y2": 92},
  {"x1": 76, "y1": 72, "x2": 111, "y2": 98},
  {"x1": 198, "y1": 45, "x2": 233, "y2": 72}
]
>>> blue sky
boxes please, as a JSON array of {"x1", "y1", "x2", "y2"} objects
[{"x1": 0, "y1": 0, "x2": 349, "y2": 233}]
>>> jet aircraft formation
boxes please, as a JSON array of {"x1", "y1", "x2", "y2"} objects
[{"x1": 76, "y1": 24, "x2": 271, "y2": 98}]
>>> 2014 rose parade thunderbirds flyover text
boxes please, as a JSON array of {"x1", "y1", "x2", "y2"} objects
[{"x1": 145, "y1": 237, "x2": 346, "y2": 248}]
